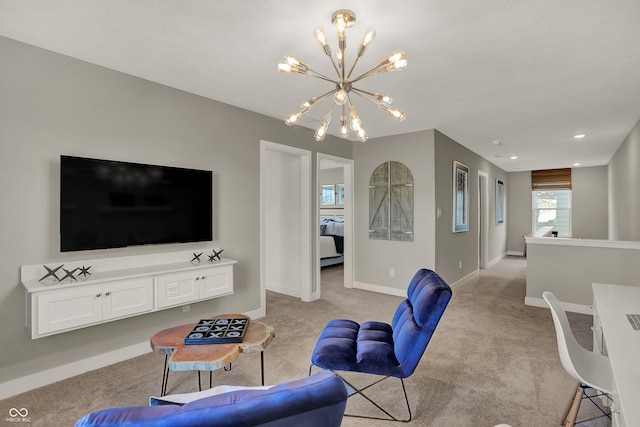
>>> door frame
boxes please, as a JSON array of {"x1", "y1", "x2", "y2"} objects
[
  {"x1": 260, "y1": 140, "x2": 312, "y2": 312},
  {"x1": 478, "y1": 170, "x2": 490, "y2": 269},
  {"x1": 315, "y1": 153, "x2": 354, "y2": 300}
]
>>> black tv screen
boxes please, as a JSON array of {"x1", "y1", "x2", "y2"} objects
[{"x1": 60, "y1": 155, "x2": 213, "y2": 252}]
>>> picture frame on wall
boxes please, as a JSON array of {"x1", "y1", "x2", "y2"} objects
[
  {"x1": 496, "y1": 179, "x2": 505, "y2": 225},
  {"x1": 452, "y1": 161, "x2": 469, "y2": 232}
]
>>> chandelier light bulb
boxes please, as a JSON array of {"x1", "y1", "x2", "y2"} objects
[
  {"x1": 314, "y1": 113, "x2": 332, "y2": 141},
  {"x1": 357, "y1": 127, "x2": 368, "y2": 142},
  {"x1": 314, "y1": 27, "x2": 327, "y2": 45},
  {"x1": 361, "y1": 28, "x2": 376, "y2": 47},
  {"x1": 285, "y1": 112, "x2": 300, "y2": 126},
  {"x1": 376, "y1": 93, "x2": 393, "y2": 104},
  {"x1": 339, "y1": 116, "x2": 349, "y2": 138},
  {"x1": 285, "y1": 54, "x2": 301, "y2": 66},
  {"x1": 334, "y1": 89, "x2": 348, "y2": 105}
]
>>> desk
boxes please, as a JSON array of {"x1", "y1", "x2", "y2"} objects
[{"x1": 592, "y1": 283, "x2": 640, "y2": 427}]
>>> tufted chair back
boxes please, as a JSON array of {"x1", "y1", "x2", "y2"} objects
[{"x1": 391, "y1": 269, "x2": 452, "y2": 377}]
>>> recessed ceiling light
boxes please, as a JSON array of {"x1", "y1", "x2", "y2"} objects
[
  {"x1": 510, "y1": 156, "x2": 518, "y2": 160},
  {"x1": 574, "y1": 134, "x2": 586, "y2": 139},
  {"x1": 492, "y1": 140, "x2": 502, "y2": 146},
  {"x1": 573, "y1": 162, "x2": 581, "y2": 166}
]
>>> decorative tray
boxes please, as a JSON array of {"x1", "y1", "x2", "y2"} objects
[{"x1": 184, "y1": 318, "x2": 248, "y2": 345}]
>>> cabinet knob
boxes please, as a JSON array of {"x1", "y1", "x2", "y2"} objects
[
  {"x1": 96, "y1": 293, "x2": 102, "y2": 298},
  {"x1": 105, "y1": 292, "x2": 111, "y2": 296},
  {"x1": 201, "y1": 276, "x2": 206, "y2": 280}
]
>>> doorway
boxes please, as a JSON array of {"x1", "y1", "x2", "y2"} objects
[
  {"x1": 316, "y1": 154, "x2": 353, "y2": 300},
  {"x1": 260, "y1": 141, "x2": 312, "y2": 310},
  {"x1": 478, "y1": 170, "x2": 489, "y2": 269}
]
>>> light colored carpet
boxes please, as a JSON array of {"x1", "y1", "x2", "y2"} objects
[{"x1": 1, "y1": 257, "x2": 606, "y2": 426}]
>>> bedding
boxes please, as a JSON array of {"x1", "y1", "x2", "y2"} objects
[{"x1": 320, "y1": 217, "x2": 344, "y2": 266}]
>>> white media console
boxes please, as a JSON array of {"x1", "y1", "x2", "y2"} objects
[{"x1": 21, "y1": 250, "x2": 236, "y2": 339}]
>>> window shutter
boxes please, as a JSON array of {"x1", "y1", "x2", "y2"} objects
[{"x1": 531, "y1": 168, "x2": 572, "y2": 190}]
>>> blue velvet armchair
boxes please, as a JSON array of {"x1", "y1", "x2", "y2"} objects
[
  {"x1": 75, "y1": 370, "x2": 347, "y2": 427},
  {"x1": 310, "y1": 268, "x2": 452, "y2": 422}
]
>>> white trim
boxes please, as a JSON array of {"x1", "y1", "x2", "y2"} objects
[
  {"x1": 525, "y1": 236, "x2": 640, "y2": 250},
  {"x1": 507, "y1": 250, "x2": 525, "y2": 257},
  {"x1": 524, "y1": 296, "x2": 592, "y2": 315},
  {"x1": 352, "y1": 281, "x2": 406, "y2": 297},
  {"x1": 450, "y1": 269, "x2": 479, "y2": 287}
]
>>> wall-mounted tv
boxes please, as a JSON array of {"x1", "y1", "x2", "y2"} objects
[{"x1": 60, "y1": 155, "x2": 213, "y2": 252}]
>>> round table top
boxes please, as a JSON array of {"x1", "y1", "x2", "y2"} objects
[{"x1": 150, "y1": 314, "x2": 275, "y2": 372}]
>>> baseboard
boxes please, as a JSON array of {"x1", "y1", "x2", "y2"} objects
[
  {"x1": 0, "y1": 341, "x2": 152, "y2": 400},
  {"x1": 450, "y1": 269, "x2": 479, "y2": 287},
  {"x1": 488, "y1": 253, "x2": 507, "y2": 268},
  {"x1": 507, "y1": 250, "x2": 525, "y2": 257},
  {"x1": 265, "y1": 282, "x2": 300, "y2": 298},
  {"x1": 352, "y1": 281, "x2": 406, "y2": 297},
  {"x1": 1, "y1": 307, "x2": 267, "y2": 400},
  {"x1": 524, "y1": 296, "x2": 592, "y2": 315}
]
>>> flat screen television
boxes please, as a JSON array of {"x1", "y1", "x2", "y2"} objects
[{"x1": 60, "y1": 155, "x2": 213, "y2": 252}]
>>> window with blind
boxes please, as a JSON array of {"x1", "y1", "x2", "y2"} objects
[{"x1": 531, "y1": 169, "x2": 572, "y2": 237}]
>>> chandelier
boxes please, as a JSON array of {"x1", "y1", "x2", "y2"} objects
[{"x1": 278, "y1": 9, "x2": 407, "y2": 142}]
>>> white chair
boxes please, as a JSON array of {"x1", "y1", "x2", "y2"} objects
[{"x1": 542, "y1": 291, "x2": 613, "y2": 426}]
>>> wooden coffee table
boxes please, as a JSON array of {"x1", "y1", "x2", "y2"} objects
[{"x1": 150, "y1": 314, "x2": 275, "y2": 395}]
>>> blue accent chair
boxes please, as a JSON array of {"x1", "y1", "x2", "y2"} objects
[
  {"x1": 75, "y1": 371, "x2": 347, "y2": 427},
  {"x1": 310, "y1": 268, "x2": 452, "y2": 422}
]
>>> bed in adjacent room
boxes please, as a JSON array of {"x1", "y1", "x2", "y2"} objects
[{"x1": 320, "y1": 217, "x2": 344, "y2": 267}]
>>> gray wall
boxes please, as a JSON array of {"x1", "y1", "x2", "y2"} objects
[
  {"x1": 434, "y1": 131, "x2": 508, "y2": 283},
  {"x1": 608, "y1": 117, "x2": 640, "y2": 241},
  {"x1": 0, "y1": 37, "x2": 352, "y2": 385},
  {"x1": 505, "y1": 166, "x2": 610, "y2": 253},
  {"x1": 506, "y1": 171, "x2": 532, "y2": 254},
  {"x1": 572, "y1": 166, "x2": 608, "y2": 239},
  {"x1": 353, "y1": 130, "x2": 436, "y2": 289}
]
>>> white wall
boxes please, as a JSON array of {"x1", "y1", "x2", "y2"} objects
[{"x1": 264, "y1": 149, "x2": 302, "y2": 297}]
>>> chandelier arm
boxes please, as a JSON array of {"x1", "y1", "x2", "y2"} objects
[
  {"x1": 351, "y1": 87, "x2": 381, "y2": 100},
  {"x1": 307, "y1": 72, "x2": 340, "y2": 84},
  {"x1": 351, "y1": 89, "x2": 380, "y2": 107},
  {"x1": 329, "y1": 56, "x2": 342, "y2": 80},
  {"x1": 350, "y1": 63, "x2": 387, "y2": 83},
  {"x1": 346, "y1": 56, "x2": 362, "y2": 80}
]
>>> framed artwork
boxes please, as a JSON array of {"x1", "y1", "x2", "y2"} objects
[
  {"x1": 496, "y1": 179, "x2": 505, "y2": 225},
  {"x1": 452, "y1": 161, "x2": 469, "y2": 232}
]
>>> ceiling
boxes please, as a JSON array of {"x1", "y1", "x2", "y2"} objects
[{"x1": 2, "y1": 0, "x2": 640, "y2": 172}]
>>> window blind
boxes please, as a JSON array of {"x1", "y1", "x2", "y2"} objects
[{"x1": 531, "y1": 168, "x2": 572, "y2": 190}]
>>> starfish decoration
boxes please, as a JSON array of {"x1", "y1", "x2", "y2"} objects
[
  {"x1": 191, "y1": 252, "x2": 203, "y2": 263},
  {"x1": 78, "y1": 265, "x2": 92, "y2": 278},
  {"x1": 60, "y1": 267, "x2": 78, "y2": 282},
  {"x1": 39, "y1": 264, "x2": 64, "y2": 282},
  {"x1": 211, "y1": 248, "x2": 224, "y2": 262}
]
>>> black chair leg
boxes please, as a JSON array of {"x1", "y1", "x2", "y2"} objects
[{"x1": 309, "y1": 366, "x2": 412, "y2": 423}]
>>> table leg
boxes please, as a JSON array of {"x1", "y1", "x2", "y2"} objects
[
  {"x1": 261, "y1": 351, "x2": 265, "y2": 386},
  {"x1": 210, "y1": 371, "x2": 213, "y2": 389},
  {"x1": 161, "y1": 355, "x2": 170, "y2": 396},
  {"x1": 197, "y1": 371, "x2": 202, "y2": 391}
]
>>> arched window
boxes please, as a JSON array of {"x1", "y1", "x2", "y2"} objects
[{"x1": 369, "y1": 161, "x2": 414, "y2": 241}]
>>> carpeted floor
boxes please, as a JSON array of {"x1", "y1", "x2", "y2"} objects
[{"x1": 1, "y1": 257, "x2": 608, "y2": 426}]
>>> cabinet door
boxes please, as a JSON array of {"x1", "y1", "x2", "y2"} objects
[
  {"x1": 199, "y1": 265, "x2": 234, "y2": 300},
  {"x1": 155, "y1": 271, "x2": 200, "y2": 308},
  {"x1": 38, "y1": 286, "x2": 102, "y2": 335},
  {"x1": 103, "y1": 278, "x2": 153, "y2": 320}
]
